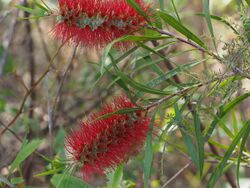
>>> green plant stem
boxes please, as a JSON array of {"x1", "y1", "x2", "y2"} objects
[
  {"x1": 145, "y1": 73, "x2": 235, "y2": 111},
  {"x1": 145, "y1": 25, "x2": 222, "y2": 61},
  {"x1": 149, "y1": 40, "x2": 237, "y2": 188}
]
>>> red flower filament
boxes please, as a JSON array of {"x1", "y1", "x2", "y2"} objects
[
  {"x1": 65, "y1": 96, "x2": 150, "y2": 179},
  {"x1": 53, "y1": 0, "x2": 150, "y2": 48}
]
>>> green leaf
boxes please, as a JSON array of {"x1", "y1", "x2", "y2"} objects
[
  {"x1": 245, "y1": 0, "x2": 250, "y2": 6},
  {"x1": 203, "y1": 0, "x2": 217, "y2": 50},
  {"x1": 116, "y1": 69, "x2": 170, "y2": 95},
  {"x1": 100, "y1": 55, "x2": 131, "y2": 97},
  {"x1": 241, "y1": 14, "x2": 250, "y2": 41},
  {"x1": 136, "y1": 41, "x2": 173, "y2": 62},
  {"x1": 136, "y1": 41, "x2": 177, "y2": 61},
  {"x1": 236, "y1": 120, "x2": 250, "y2": 185},
  {"x1": 10, "y1": 177, "x2": 24, "y2": 185},
  {"x1": 170, "y1": 0, "x2": 181, "y2": 23},
  {"x1": 35, "y1": 167, "x2": 64, "y2": 177},
  {"x1": 135, "y1": 55, "x2": 164, "y2": 76},
  {"x1": 0, "y1": 99, "x2": 6, "y2": 112},
  {"x1": 133, "y1": 48, "x2": 194, "y2": 74},
  {"x1": 126, "y1": 0, "x2": 151, "y2": 23},
  {"x1": 96, "y1": 107, "x2": 141, "y2": 121},
  {"x1": 51, "y1": 174, "x2": 92, "y2": 188},
  {"x1": 97, "y1": 41, "x2": 174, "y2": 86},
  {"x1": 209, "y1": 140, "x2": 229, "y2": 150},
  {"x1": 98, "y1": 44, "x2": 137, "y2": 84},
  {"x1": 196, "y1": 13, "x2": 239, "y2": 35},
  {"x1": 105, "y1": 69, "x2": 131, "y2": 96},
  {"x1": 108, "y1": 53, "x2": 171, "y2": 95},
  {"x1": 112, "y1": 165, "x2": 123, "y2": 188},
  {"x1": 194, "y1": 112, "x2": 204, "y2": 176},
  {"x1": 106, "y1": 43, "x2": 192, "y2": 92},
  {"x1": 206, "y1": 110, "x2": 235, "y2": 140},
  {"x1": 16, "y1": 5, "x2": 37, "y2": 15},
  {"x1": 174, "y1": 104, "x2": 199, "y2": 168},
  {"x1": 158, "y1": 10, "x2": 206, "y2": 48},
  {"x1": 54, "y1": 128, "x2": 66, "y2": 153},
  {"x1": 17, "y1": 15, "x2": 47, "y2": 20},
  {"x1": 10, "y1": 139, "x2": 42, "y2": 172},
  {"x1": 204, "y1": 92, "x2": 250, "y2": 141},
  {"x1": 3, "y1": 57, "x2": 14, "y2": 74},
  {"x1": 15, "y1": 5, "x2": 45, "y2": 17},
  {"x1": 159, "y1": 0, "x2": 164, "y2": 10},
  {"x1": 100, "y1": 39, "x2": 116, "y2": 75},
  {"x1": 0, "y1": 45, "x2": 15, "y2": 74},
  {"x1": 232, "y1": 111, "x2": 239, "y2": 134},
  {"x1": 135, "y1": 59, "x2": 206, "y2": 98},
  {"x1": 207, "y1": 120, "x2": 250, "y2": 188},
  {"x1": 207, "y1": 75, "x2": 241, "y2": 97},
  {"x1": 100, "y1": 35, "x2": 165, "y2": 75},
  {"x1": 143, "y1": 113, "x2": 155, "y2": 188},
  {"x1": 218, "y1": 121, "x2": 234, "y2": 139},
  {"x1": 31, "y1": 0, "x2": 49, "y2": 12}
]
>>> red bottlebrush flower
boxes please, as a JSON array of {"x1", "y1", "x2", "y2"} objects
[
  {"x1": 53, "y1": 0, "x2": 150, "y2": 48},
  {"x1": 65, "y1": 95, "x2": 150, "y2": 180}
]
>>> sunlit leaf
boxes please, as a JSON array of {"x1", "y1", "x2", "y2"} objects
[{"x1": 10, "y1": 139, "x2": 42, "y2": 172}]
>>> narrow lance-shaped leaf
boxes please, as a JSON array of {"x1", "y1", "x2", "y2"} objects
[
  {"x1": 203, "y1": 0, "x2": 217, "y2": 50},
  {"x1": 174, "y1": 104, "x2": 199, "y2": 169},
  {"x1": 194, "y1": 112, "x2": 205, "y2": 176},
  {"x1": 196, "y1": 13, "x2": 239, "y2": 35},
  {"x1": 31, "y1": 0, "x2": 50, "y2": 12},
  {"x1": 245, "y1": 0, "x2": 250, "y2": 6},
  {"x1": 100, "y1": 35, "x2": 168, "y2": 75},
  {"x1": 159, "y1": 0, "x2": 164, "y2": 10},
  {"x1": 51, "y1": 174, "x2": 92, "y2": 188},
  {"x1": 158, "y1": 10, "x2": 206, "y2": 48},
  {"x1": 143, "y1": 113, "x2": 156, "y2": 188},
  {"x1": 126, "y1": 0, "x2": 151, "y2": 23},
  {"x1": 170, "y1": 0, "x2": 181, "y2": 23},
  {"x1": 135, "y1": 59, "x2": 206, "y2": 98},
  {"x1": 117, "y1": 69, "x2": 171, "y2": 95},
  {"x1": 207, "y1": 120, "x2": 250, "y2": 188},
  {"x1": 109, "y1": 53, "x2": 171, "y2": 96},
  {"x1": 204, "y1": 92, "x2": 250, "y2": 141},
  {"x1": 10, "y1": 139, "x2": 42, "y2": 172},
  {"x1": 112, "y1": 165, "x2": 123, "y2": 188},
  {"x1": 236, "y1": 120, "x2": 250, "y2": 185}
]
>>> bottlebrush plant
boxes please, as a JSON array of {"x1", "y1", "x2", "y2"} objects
[
  {"x1": 53, "y1": 0, "x2": 151, "y2": 48},
  {"x1": 2, "y1": 0, "x2": 250, "y2": 188},
  {"x1": 65, "y1": 95, "x2": 150, "y2": 180}
]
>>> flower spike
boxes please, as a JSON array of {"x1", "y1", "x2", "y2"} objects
[
  {"x1": 53, "y1": 0, "x2": 150, "y2": 49},
  {"x1": 65, "y1": 95, "x2": 150, "y2": 180}
]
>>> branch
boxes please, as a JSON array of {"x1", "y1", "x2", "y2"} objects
[
  {"x1": 47, "y1": 46, "x2": 77, "y2": 156},
  {"x1": 234, "y1": 67, "x2": 250, "y2": 80},
  {"x1": 0, "y1": 43, "x2": 65, "y2": 138},
  {"x1": 145, "y1": 72, "x2": 235, "y2": 111},
  {"x1": 145, "y1": 25, "x2": 222, "y2": 61},
  {"x1": 0, "y1": 120, "x2": 22, "y2": 142},
  {"x1": 162, "y1": 162, "x2": 191, "y2": 188},
  {"x1": 149, "y1": 39, "x2": 237, "y2": 188}
]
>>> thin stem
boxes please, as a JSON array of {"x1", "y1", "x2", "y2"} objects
[
  {"x1": 162, "y1": 162, "x2": 191, "y2": 188},
  {"x1": 145, "y1": 72, "x2": 235, "y2": 111},
  {"x1": 149, "y1": 39, "x2": 237, "y2": 188},
  {"x1": 0, "y1": 43, "x2": 65, "y2": 138},
  {"x1": 145, "y1": 24, "x2": 222, "y2": 61}
]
